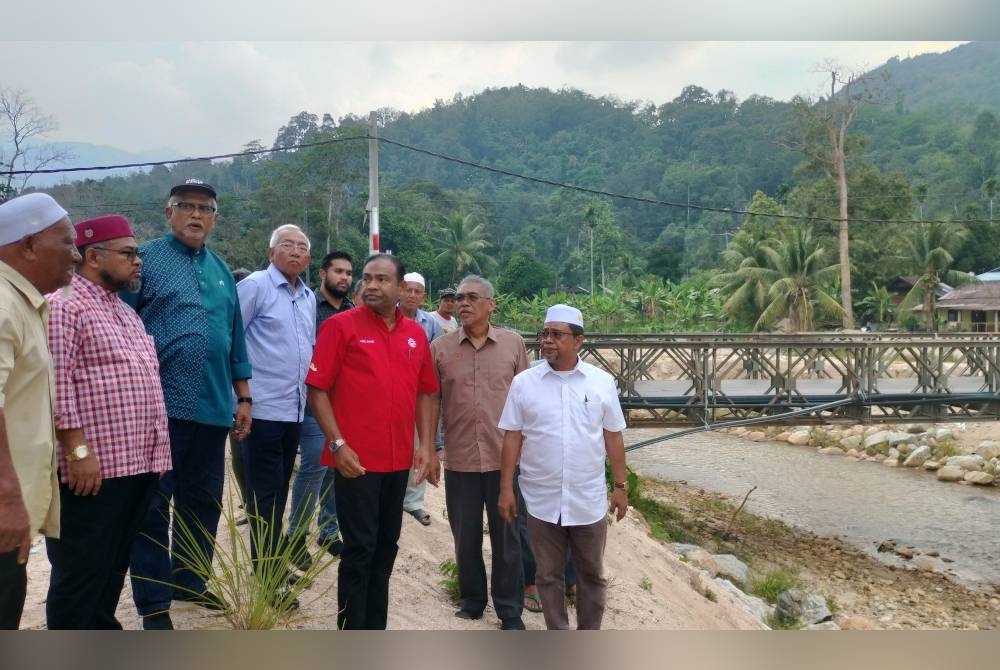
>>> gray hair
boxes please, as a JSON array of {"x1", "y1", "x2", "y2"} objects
[
  {"x1": 458, "y1": 274, "x2": 494, "y2": 298},
  {"x1": 166, "y1": 196, "x2": 219, "y2": 211},
  {"x1": 269, "y1": 224, "x2": 311, "y2": 250}
]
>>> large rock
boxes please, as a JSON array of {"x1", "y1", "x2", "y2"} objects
[
  {"x1": 804, "y1": 621, "x2": 841, "y2": 630},
  {"x1": 886, "y1": 431, "x2": 917, "y2": 446},
  {"x1": 839, "y1": 435, "x2": 861, "y2": 450},
  {"x1": 906, "y1": 423, "x2": 929, "y2": 434},
  {"x1": 748, "y1": 431, "x2": 767, "y2": 442},
  {"x1": 903, "y1": 445, "x2": 932, "y2": 468},
  {"x1": 933, "y1": 428, "x2": 955, "y2": 441},
  {"x1": 964, "y1": 471, "x2": 995, "y2": 486},
  {"x1": 714, "y1": 578, "x2": 774, "y2": 625},
  {"x1": 776, "y1": 588, "x2": 832, "y2": 625},
  {"x1": 671, "y1": 543, "x2": 702, "y2": 558},
  {"x1": 975, "y1": 440, "x2": 1000, "y2": 460},
  {"x1": 863, "y1": 431, "x2": 891, "y2": 450},
  {"x1": 818, "y1": 446, "x2": 844, "y2": 455},
  {"x1": 787, "y1": 430, "x2": 812, "y2": 446},
  {"x1": 707, "y1": 554, "x2": 752, "y2": 586},
  {"x1": 936, "y1": 465, "x2": 966, "y2": 482},
  {"x1": 923, "y1": 460, "x2": 940, "y2": 471},
  {"x1": 945, "y1": 455, "x2": 986, "y2": 471},
  {"x1": 886, "y1": 447, "x2": 900, "y2": 461}
]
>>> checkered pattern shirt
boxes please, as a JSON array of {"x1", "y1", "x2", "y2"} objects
[{"x1": 47, "y1": 274, "x2": 171, "y2": 482}]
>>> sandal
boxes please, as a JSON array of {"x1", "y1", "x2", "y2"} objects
[
  {"x1": 523, "y1": 593, "x2": 543, "y2": 613},
  {"x1": 407, "y1": 508, "x2": 432, "y2": 526},
  {"x1": 565, "y1": 585, "x2": 577, "y2": 608}
]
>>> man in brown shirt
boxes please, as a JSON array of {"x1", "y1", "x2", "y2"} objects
[{"x1": 431, "y1": 274, "x2": 528, "y2": 630}]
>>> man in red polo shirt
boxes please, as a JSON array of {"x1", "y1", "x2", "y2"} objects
[{"x1": 306, "y1": 253, "x2": 439, "y2": 630}]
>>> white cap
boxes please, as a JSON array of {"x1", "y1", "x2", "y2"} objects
[
  {"x1": 544, "y1": 303, "x2": 584, "y2": 330},
  {"x1": 0, "y1": 192, "x2": 69, "y2": 246},
  {"x1": 402, "y1": 272, "x2": 425, "y2": 287}
]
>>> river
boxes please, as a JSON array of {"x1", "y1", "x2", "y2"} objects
[{"x1": 625, "y1": 427, "x2": 1000, "y2": 588}]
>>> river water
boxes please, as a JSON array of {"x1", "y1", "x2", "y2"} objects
[{"x1": 625, "y1": 427, "x2": 1000, "y2": 588}]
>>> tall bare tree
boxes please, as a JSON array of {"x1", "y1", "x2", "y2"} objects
[
  {"x1": 786, "y1": 62, "x2": 887, "y2": 329},
  {"x1": 0, "y1": 87, "x2": 73, "y2": 200}
]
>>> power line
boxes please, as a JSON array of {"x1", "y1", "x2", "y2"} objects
[{"x1": 9, "y1": 132, "x2": 1000, "y2": 225}]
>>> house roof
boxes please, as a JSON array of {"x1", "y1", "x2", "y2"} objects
[{"x1": 935, "y1": 282, "x2": 1000, "y2": 312}]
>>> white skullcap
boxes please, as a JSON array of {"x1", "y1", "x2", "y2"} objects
[
  {"x1": 544, "y1": 303, "x2": 584, "y2": 330},
  {"x1": 0, "y1": 193, "x2": 69, "y2": 246},
  {"x1": 402, "y1": 272, "x2": 425, "y2": 287}
]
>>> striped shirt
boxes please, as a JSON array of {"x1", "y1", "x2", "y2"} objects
[{"x1": 48, "y1": 274, "x2": 171, "y2": 481}]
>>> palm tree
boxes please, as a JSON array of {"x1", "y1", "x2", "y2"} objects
[
  {"x1": 898, "y1": 222, "x2": 975, "y2": 331},
  {"x1": 717, "y1": 227, "x2": 844, "y2": 332},
  {"x1": 433, "y1": 212, "x2": 496, "y2": 283},
  {"x1": 712, "y1": 231, "x2": 775, "y2": 327},
  {"x1": 858, "y1": 281, "x2": 894, "y2": 327}
]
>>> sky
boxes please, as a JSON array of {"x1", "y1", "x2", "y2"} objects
[{"x1": 0, "y1": 41, "x2": 966, "y2": 158}]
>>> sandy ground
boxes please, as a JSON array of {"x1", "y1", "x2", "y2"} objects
[{"x1": 18, "y1": 455, "x2": 765, "y2": 630}]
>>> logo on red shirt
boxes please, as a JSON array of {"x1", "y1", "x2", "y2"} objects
[{"x1": 407, "y1": 337, "x2": 417, "y2": 348}]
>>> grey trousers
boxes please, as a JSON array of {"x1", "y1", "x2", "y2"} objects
[{"x1": 526, "y1": 514, "x2": 608, "y2": 630}]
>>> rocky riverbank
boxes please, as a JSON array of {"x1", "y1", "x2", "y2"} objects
[{"x1": 724, "y1": 421, "x2": 998, "y2": 487}]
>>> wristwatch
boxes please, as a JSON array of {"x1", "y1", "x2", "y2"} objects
[
  {"x1": 329, "y1": 438, "x2": 346, "y2": 453},
  {"x1": 237, "y1": 397, "x2": 253, "y2": 405},
  {"x1": 612, "y1": 482, "x2": 626, "y2": 490},
  {"x1": 67, "y1": 444, "x2": 89, "y2": 462}
]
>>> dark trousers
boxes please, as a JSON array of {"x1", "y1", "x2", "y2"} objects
[
  {"x1": 527, "y1": 514, "x2": 608, "y2": 630},
  {"x1": 335, "y1": 469, "x2": 408, "y2": 630},
  {"x1": 445, "y1": 469, "x2": 523, "y2": 620},
  {"x1": 130, "y1": 418, "x2": 229, "y2": 616},
  {"x1": 46, "y1": 473, "x2": 159, "y2": 629},
  {"x1": 0, "y1": 550, "x2": 27, "y2": 629},
  {"x1": 240, "y1": 419, "x2": 301, "y2": 567}
]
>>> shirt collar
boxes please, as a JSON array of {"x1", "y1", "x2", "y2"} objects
[
  {"x1": 363, "y1": 304, "x2": 405, "y2": 331},
  {"x1": 539, "y1": 356, "x2": 584, "y2": 377},
  {"x1": 265, "y1": 263, "x2": 306, "y2": 296},
  {"x1": 0, "y1": 259, "x2": 46, "y2": 310},
  {"x1": 166, "y1": 233, "x2": 204, "y2": 256},
  {"x1": 458, "y1": 323, "x2": 498, "y2": 345},
  {"x1": 72, "y1": 273, "x2": 118, "y2": 302}
]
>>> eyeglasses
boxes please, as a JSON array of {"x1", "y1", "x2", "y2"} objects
[
  {"x1": 276, "y1": 241, "x2": 310, "y2": 253},
  {"x1": 92, "y1": 247, "x2": 142, "y2": 261},
  {"x1": 455, "y1": 292, "x2": 492, "y2": 304},
  {"x1": 171, "y1": 201, "x2": 217, "y2": 215},
  {"x1": 538, "y1": 328, "x2": 574, "y2": 340}
]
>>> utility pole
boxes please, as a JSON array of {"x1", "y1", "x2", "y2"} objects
[{"x1": 367, "y1": 111, "x2": 380, "y2": 254}]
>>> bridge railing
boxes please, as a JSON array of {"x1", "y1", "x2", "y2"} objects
[{"x1": 518, "y1": 332, "x2": 1000, "y2": 426}]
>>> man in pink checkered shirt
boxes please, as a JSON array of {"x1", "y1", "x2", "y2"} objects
[{"x1": 44, "y1": 214, "x2": 171, "y2": 629}]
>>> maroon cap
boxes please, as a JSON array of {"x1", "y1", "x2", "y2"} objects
[{"x1": 75, "y1": 215, "x2": 135, "y2": 247}]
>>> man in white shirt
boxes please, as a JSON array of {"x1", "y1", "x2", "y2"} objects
[{"x1": 497, "y1": 304, "x2": 628, "y2": 630}]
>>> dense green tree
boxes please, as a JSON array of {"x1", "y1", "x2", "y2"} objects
[
  {"x1": 897, "y1": 222, "x2": 975, "y2": 331},
  {"x1": 497, "y1": 251, "x2": 555, "y2": 297}
]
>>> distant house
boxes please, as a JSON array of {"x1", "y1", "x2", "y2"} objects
[
  {"x1": 934, "y1": 282, "x2": 1000, "y2": 332},
  {"x1": 976, "y1": 266, "x2": 1000, "y2": 282},
  {"x1": 886, "y1": 276, "x2": 952, "y2": 308}
]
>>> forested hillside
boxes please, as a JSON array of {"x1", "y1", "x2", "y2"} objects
[{"x1": 29, "y1": 42, "x2": 1000, "y2": 331}]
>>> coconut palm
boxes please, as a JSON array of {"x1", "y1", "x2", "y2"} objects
[
  {"x1": 433, "y1": 212, "x2": 497, "y2": 283},
  {"x1": 712, "y1": 230, "x2": 776, "y2": 327},
  {"x1": 858, "y1": 281, "x2": 894, "y2": 327},
  {"x1": 717, "y1": 227, "x2": 844, "y2": 332},
  {"x1": 897, "y1": 222, "x2": 975, "y2": 331}
]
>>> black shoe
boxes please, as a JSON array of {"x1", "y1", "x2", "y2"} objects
[
  {"x1": 287, "y1": 535, "x2": 314, "y2": 572},
  {"x1": 173, "y1": 589, "x2": 226, "y2": 612},
  {"x1": 501, "y1": 617, "x2": 526, "y2": 630},
  {"x1": 318, "y1": 534, "x2": 344, "y2": 557},
  {"x1": 454, "y1": 609, "x2": 483, "y2": 620},
  {"x1": 406, "y1": 509, "x2": 432, "y2": 526},
  {"x1": 142, "y1": 612, "x2": 174, "y2": 630}
]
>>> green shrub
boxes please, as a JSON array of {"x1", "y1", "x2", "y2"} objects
[{"x1": 749, "y1": 568, "x2": 801, "y2": 605}]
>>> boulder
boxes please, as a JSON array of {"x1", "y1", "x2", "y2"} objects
[
  {"x1": 714, "y1": 578, "x2": 774, "y2": 625},
  {"x1": 887, "y1": 447, "x2": 901, "y2": 461},
  {"x1": 839, "y1": 435, "x2": 862, "y2": 450},
  {"x1": 706, "y1": 554, "x2": 752, "y2": 586},
  {"x1": 787, "y1": 431, "x2": 812, "y2": 446},
  {"x1": 913, "y1": 557, "x2": 936, "y2": 572},
  {"x1": 748, "y1": 431, "x2": 767, "y2": 442},
  {"x1": 886, "y1": 431, "x2": 917, "y2": 446},
  {"x1": 863, "y1": 431, "x2": 891, "y2": 450},
  {"x1": 906, "y1": 423, "x2": 929, "y2": 434},
  {"x1": 933, "y1": 428, "x2": 955, "y2": 441},
  {"x1": 846, "y1": 449, "x2": 861, "y2": 458},
  {"x1": 903, "y1": 445, "x2": 932, "y2": 468},
  {"x1": 804, "y1": 621, "x2": 841, "y2": 630},
  {"x1": 936, "y1": 465, "x2": 965, "y2": 482},
  {"x1": 923, "y1": 460, "x2": 940, "y2": 471},
  {"x1": 975, "y1": 440, "x2": 1000, "y2": 460},
  {"x1": 818, "y1": 447, "x2": 844, "y2": 455},
  {"x1": 776, "y1": 588, "x2": 832, "y2": 625},
  {"x1": 895, "y1": 546, "x2": 914, "y2": 559},
  {"x1": 896, "y1": 442, "x2": 913, "y2": 456},
  {"x1": 964, "y1": 471, "x2": 995, "y2": 486},
  {"x1": 945, "y1": 455, "x2": 986, "y2": 471},
  {"x1": 671, "y1": 543, "x2": 703, "y2": 558},
  {"x1": 775, "y1": 431, "x2": 791, "y2": 442}
]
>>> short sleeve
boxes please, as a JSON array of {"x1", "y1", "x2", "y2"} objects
[
  {"x1": 306, "y1": 314, "x2": 346, "y2": 391},
  {"x1": 416, "y1": 334, "x2": 439, "y2": 395},
  {"x1": 497, "y1": 374, "x2": 524, "y2": 431},
  {"x1": 0, "y1": 306, "x2": 18, "y2": 408},
  {"x1": 601, "y1": 374, "x2": 627, "y2": 432}
]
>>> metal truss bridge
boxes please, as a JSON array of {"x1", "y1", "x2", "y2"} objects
[{"x1": 521, "y1": 333, "x2": 1000, "y2": 427}]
